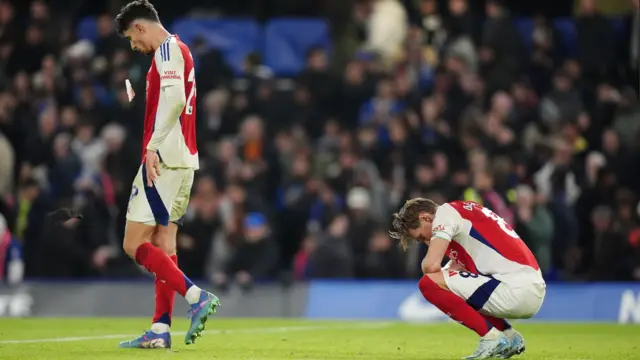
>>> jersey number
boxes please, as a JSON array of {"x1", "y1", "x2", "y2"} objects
[
  {"x1": 459, "y1": 271, "x2": 479, "y2": 278},
  {"x1": 480, "y1": 207, "x2": 519, "y2": 238},
  {"x1": 185, "y1": 68, "x2": 196, "y2": 115}
]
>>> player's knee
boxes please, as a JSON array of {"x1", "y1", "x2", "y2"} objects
[
  {"x1": 418, "y1": 275, "x2": 438, "y2": 295},
  {"x1": 123, "y1": 222, "x2": 153, "y2": 259},
  {"x1": 122, "y1": 237, "x2": 141, "y2": 259},
  {"x1": 152, "y1": 236, "x2": 176, "y2": 256},
  {"x1": 151, "y1": 224, "x2": 177, "y2": 256},
  {"x1": 418, "y1": 273, "x2": 448, "y2": 297}
]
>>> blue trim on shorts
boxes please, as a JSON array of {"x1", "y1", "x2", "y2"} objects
[
  {"x1": 466, "y1": 277, "x2": 501, "y2": 311},
  {"x1": 141, "y1": 164, "x2": 170, "y2": 226}
]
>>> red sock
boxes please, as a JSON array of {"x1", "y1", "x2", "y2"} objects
[
  {"x1": 482, "y1": 315, "x2": 511, "y2": 331},
  {"x1": 152, "y1": 254, "x2": 178, "y2": 326},
  {"x1": 135, "y1": 243, "x2": 193, "y2": 297},
  {"x1": 418, "y1": 275, "x2": 493, "y2": 336}
]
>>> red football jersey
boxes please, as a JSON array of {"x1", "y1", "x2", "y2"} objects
[
  {"x1": 142, "y1": 34, "x2": 198, "y2": 169},
  {"x1": 432, "y1": 201, "x2": 540, "y2": 275}
]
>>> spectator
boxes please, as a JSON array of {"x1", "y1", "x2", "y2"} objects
[
  {"x1": 359, "y1": 76, "x2": 405, "y2": 125},
  {"x1": 529, "y1": 14, "x2": 563, "y2": 94},
  {"x1": 414, "y1": 0, "x2": 447, "y2": 53},
  {"x1": 540, "y1": 70, "x2": 584, "y2": 133},
  {"x1": 0, "y1": 213, "x2": 23, "y2": 284},
  {"x1": 94, "y1": 14, "x2": 122, "y2": 60},
  {"x1": 338, "y1": 59, "x2": 372, "y2": 129},
  {"x1": 178, "y1": 175, "x2": 223, "y2": 278},
  {"x1": 0, "y1": 128, "x2": 14, "y2": 197},
  {"x1": 447, "y1": 0, "x2": 482, "y2": 46},
  {"x1": 192, "y1": 36, "x2": 233, "y2": 93},
  {"x1": 481, "y1": 0, "x2": 526, "y2": 93},
  {"x1": 354, "y1": 0, "x2": 408, "y2": 66},
  {"x1": 48, "y1": 132, "x2": 81, "y2": 202},
  {"x1": 356, "y1": 227, "x2": 405, "y2": 278},
  {"x1": 611, "y1": 87, "x2": 640, "y2": 151},
  {"x1": 576, "y1": 0, "x2": 615, "y2": 82},
  {"x1": 304, "y1": 215, "x2": 354, "y2": 279},
  {"x1": 514, "y1": 184, "x2": 553, "y2": 273},
  {"x1": 215, "y1": 213, "x2": 277, "y2": 291},
  {"x1": 587, "y1": 205, "x2": 629, "y2": 280}
]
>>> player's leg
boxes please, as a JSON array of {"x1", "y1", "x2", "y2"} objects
[
  {"x1": 119, "y1": 223, "x2": 183, "y2": 349},
  {"x1": 119, "y1": 220, "x2": 174, "y2": 349},
  {"x1": 479, "y1": 273, "x2": 545, "y2": 359},
  {"x1": 120, "y1": 165, "x2": 199, "y2": 301},
  {"x1": 148, "y1": 223, "x2": 178, "y2": 335},
  {"x1": 119, "y1": 166, "x2": 216, "y2": 347},
  {"x1": 479, "y1": 314, "x2": 523, "y2": 359},
  {"x1": 419, "y1": 271, "x2": 508, "y2": 359},
  {"x1": 168, "y1": 168, "x2": 220, "y2": 345},
  {"x1": 440, "y1": 270, "x2": 543, "y2": 359}
]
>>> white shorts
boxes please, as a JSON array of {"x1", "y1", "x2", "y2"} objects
[
  {"x1": 443, "y1": 268, "x2": 546, "y2": 319},
  {"x1": 126, "y1": 163, "x2": 194, "y2": 226}
]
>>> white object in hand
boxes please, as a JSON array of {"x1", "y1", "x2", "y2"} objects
[{"x1": 125, "y1": 79, "x2": 135, "y2": 102}]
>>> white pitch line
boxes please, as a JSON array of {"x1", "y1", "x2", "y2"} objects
[{"x1": 0, "y1": 322, "x2": 392, "y2": 345}]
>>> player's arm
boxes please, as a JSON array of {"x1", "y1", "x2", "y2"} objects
[
  {"x1": 444, "y1": 261, "x2": 465, "y2": 271},
  {"x1": 146, "y1": 41, "x2": 186, "y2": 153},
  {"x1": 442, "y1": 260, "x2": 464, "y2": 271},
  {"x1": 421, "y1": 203, "x2": 462, "y2": 274}
]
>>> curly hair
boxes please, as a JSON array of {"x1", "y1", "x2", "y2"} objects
[
  {"x1": 114, "y1": 0, "x2": 160, "y2": 36},
  {"x1": 389, "y1": 198, "x2": 438, "y2": 251}
]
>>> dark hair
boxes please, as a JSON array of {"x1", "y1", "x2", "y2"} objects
[
  {"x1": 389, "y1": 198, "x2": 438, "y2": 251},
  {"x1": 114, "y1": 0, "x2": 160, "y2": 36}
]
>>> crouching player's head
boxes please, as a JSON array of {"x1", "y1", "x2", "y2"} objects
[
  {"x1": 389, "y1": 198, "x2": 439, "y2": 250},
  {"x1": 115, "y1": 0, "x2": 161, "y2": 55}
]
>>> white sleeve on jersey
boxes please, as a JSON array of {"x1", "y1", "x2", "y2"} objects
[
  {"x1": 147, "y1": 39, "x2": 187, "y2": 153},
  {"x1": 431, "y1": 203, "x2": 464, "y2": 242},
  {"x1": 157, "y1": 40, "x2": 185, "y2": 88}
]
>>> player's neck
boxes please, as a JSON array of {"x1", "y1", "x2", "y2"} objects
[{"x1": 149, "y1": 25, "x2": 172, "y2": 52}]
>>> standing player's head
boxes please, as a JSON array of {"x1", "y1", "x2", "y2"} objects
[
  {"x1": 389, "y1": 198, "x2": 439, "y2": 250},
  {"x1": 115, "y1": 0, "x2": 162, "y2": 55}
]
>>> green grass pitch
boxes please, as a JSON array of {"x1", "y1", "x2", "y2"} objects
[{"x1": 0, "y1": 318, "x2": 638, "y2": 359}]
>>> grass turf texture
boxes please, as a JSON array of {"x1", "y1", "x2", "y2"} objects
[{"x1": 0, "y1": 318, "x2": 638, "y2": 359}]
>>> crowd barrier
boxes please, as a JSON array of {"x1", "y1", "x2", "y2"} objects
[
  {"x1": 1, "y1": 281, "x2": 639, "y2": 323},
  {"x1": 306, "y1": 281, "x2": 640, "y2": 323}
]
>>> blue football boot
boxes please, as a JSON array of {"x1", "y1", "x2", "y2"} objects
[
  {"x1": 185, "y1": 291, "x2": 220, "y2": 345},
  {"x1": 463, "y1": 331, "x2": 509, "y2": 359},
  {"x1": 119, "y1": 330, "x2": 171, "y2": 349},
  {"x1": 498, "y1": 330, "x2": 526, "y2": 358}
]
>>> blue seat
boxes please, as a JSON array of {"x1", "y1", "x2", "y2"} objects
[
  {"x1": 263, "y1": 18, "x2": 331, "y2": 76},
  {"x1": 514, "y1": 18, "x2": 535, "y2": 52},
  {"x1": 77, "y1": 16, "x2": 98, "y2": 42},
  {"x1": 610, "y1": 17, "x2": 630, "y2": 43},
  {"x1": 172, "y1": 18, "x2": 260, "y2": 75},
  {"x1": 553, "y1": 18, "x2": 577, "y2": 57}
]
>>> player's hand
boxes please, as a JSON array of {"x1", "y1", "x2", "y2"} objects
[{"x1": 145, "y1": 150, "x2": 161, "y2": 187}]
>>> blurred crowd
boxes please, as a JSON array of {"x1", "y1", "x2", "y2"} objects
[{"x1": 1, "y1": 0, "x2": 640, "y2": 286}]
